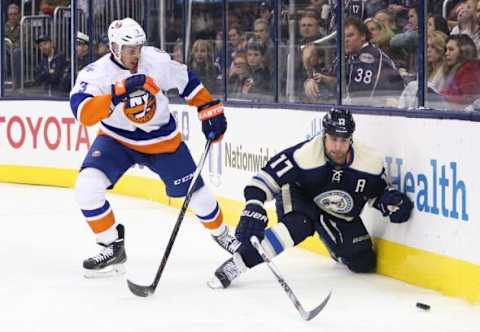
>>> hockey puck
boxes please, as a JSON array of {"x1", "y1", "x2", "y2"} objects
[{"x1": 416, "y1": 302, "x2": 430, "y2": 310}]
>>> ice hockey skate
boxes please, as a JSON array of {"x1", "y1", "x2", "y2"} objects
[
  {"x1": 207, "y1": 253, "x2": 246, "y2": 289},
  {"x1": 83, "y1": 224, "x2": 127, "y2": 278},
  {"x1": 212, "y1": 225, "x2": 241, "y2": 254}
]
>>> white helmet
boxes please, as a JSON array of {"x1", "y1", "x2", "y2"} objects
[{"x1": 108, "y1": 17, "x2": 146, "y2": 65}]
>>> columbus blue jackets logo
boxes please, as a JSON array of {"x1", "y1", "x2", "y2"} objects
[
  {"x1": 314, "y1": 190, "x2": 354, "y2": 214},
  {"x1": 122, "y1": 90, "x2": 156, "y2": 124}
]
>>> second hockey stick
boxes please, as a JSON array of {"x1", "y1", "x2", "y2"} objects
[
  {"x1": 127, "y1": 139, "x2": 213, "y2": 297},
  {"x1": 250, "y1": 236, "x2": 332, "y2": 321}
]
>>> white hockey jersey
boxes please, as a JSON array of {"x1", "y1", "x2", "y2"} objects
[{"x1": 70, "y1": 46, "x2": 209, "y2": 154}]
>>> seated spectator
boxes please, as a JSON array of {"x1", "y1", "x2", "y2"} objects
[
  {"x1": 427, "y1": 15, "x2": 450, "y2": 36},
  {"x1": 251, "y1": 18, "x2": 274, "y2": 69},
  {"x1": 365, "y1": 17, "x2": 407, "y2": 68},
  {"x1": 427, "y1": 31, "x2": 449, "y2": 92},
  {"x1": 451, "y1": 0, "x2": 480, "y2": 51},
  {"x1": 441, "y1": 34, "x2": 480, "y2": 105},
  {"x1": 170, "y1": 40, "x2": 184, "y2": 63},
  {"x1": 298, "y1": 9, "x2": 323, "y2": 44},
  {"x1": 398, "y1": 31, "x2": 448, "y2": 108},
  {"x1": 390, "y1": 6, "x2": 419, "y2": 76},
  {"x1": 227, "y1": 51, "x2": 252, "y2": 97},
  {"x1": 61, "y1": 32, "x2": 90, "y2": 92},
  {"x1": 301, "y1": 44, "x2": 333, "y2": 103},
  {"x1": 5, "y1": 3, "x2": 21, "y2": 90},
  {"x1": 242, "y1": 40, "x2": 273, "y2": 100},
  {"x1": 95, "y1": 34, "x2": 110, "y2": 59},
  {"x1": 34, "y1": 34, "x2": 67, "y2": 97},
  {"x1": 374, "y1": 9, "x2": 400, "y2": 34},
  {"x1": 390, "y1": 6, "x2": 418, "y2": 51},
  {"x1": 227, "y1": 25, "x2": 247, "y2": 67},
  {"x1": 320, "y1": 17, "x2": 404, "y2": 105},
  {"x1": 189, "y1": 39, "x2": 221, "y2": 94},
  {"x1": 39, "y1": 0, "x2": 69, "y2": 16}
]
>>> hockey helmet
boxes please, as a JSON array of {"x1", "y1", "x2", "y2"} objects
[
  {"x1": 322, "y1": 108, "x2": 355, "y2": 138},
  {"x1": 108, "y1": 17, "x2": 146, "y2": 65}
]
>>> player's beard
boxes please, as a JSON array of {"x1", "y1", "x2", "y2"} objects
[{"x1": 326, "y1": 149, "x2": 348, "y2": 166}]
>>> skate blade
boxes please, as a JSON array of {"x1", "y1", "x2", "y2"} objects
[
  {"x1": 206, "y1": 276, "x2": 225, "y2": 289},
  {"x1": 84, "y1": 264, "x2": 126, "y2": 279}
]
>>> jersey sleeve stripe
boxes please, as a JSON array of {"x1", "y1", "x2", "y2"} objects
[
  {"x1": 180, "y1": 70, "x2": 203, "y2": 99},
  {"x1": 78, "y1": 94, "x2": 112, "y2": 126},
  {"x1": 186, "y1": 87, "x2": 214, "y2": 107},
  {"x1": 70, "y1": 92, "x2": 93, "y2": 119}
]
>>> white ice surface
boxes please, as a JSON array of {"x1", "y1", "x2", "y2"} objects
[{"x1": 0, "y1": 183, "x2": 478, "y2": 332}]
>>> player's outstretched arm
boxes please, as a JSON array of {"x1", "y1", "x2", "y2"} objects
[{"x1": 197, "y1": 99, "x2": 227, "y2": 142}]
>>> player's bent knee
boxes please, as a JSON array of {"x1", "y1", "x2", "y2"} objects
[
  {"x1": 75, "y1": 168, "x2": 111, "y2": 208},
  {"x1": 346, "y1": 249, "x2": 376, "y2": 273}
]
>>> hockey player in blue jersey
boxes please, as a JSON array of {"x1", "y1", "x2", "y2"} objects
[
  {"x1": 208, "y1": 108, "x2": 413, "y2": 289},
  {"x1": 69, "y1": 18, "x2": 240, "y2": 277}
]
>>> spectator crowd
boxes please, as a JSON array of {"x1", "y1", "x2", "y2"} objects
[{"x1": 4, "y1": 0, "x2": 480, "y2": 110}]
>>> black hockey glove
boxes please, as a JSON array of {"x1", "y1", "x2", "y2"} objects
[
  {"x1": 111, "y1": 74, "x2": 159, "y2": 106},
  {"x1": 235, "y1": 202, "x2": 268, "y2": 243},
  {"x1": 374, "y1": 188, "x2": 413, "y2": 223},
  {"x1": 198, "y1": 100, "x2": 227, "y2": 142}
]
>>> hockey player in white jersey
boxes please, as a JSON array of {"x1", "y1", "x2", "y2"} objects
[{"x1": 70, "y1": 18, "x2": 240, "y2": 277}]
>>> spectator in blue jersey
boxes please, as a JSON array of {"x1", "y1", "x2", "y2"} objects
[
  {"x1": 207, "y1": 108, "x2": 413, "y2": 289},
  {"x1": 318, "y1": 18, "x2": 405, "y2": 105},
  {"x1": 34, "y1": 34, "x2": 67, "y2": 97}
]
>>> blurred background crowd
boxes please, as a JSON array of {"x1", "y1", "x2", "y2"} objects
[{"x1": 3, "y1": 0, "x2": 480, "y2": 111}]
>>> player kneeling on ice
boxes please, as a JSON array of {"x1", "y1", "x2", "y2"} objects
[
  {"x1": 69, "y1": 17, "x2": 240, "y2": 278},
  {"x1": 208, "y1": 108, "x2": 413, "y2": 288}
]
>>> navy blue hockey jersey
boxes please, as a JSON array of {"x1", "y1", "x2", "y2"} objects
[{"x1": 248, "y1": 135, "x2": 388, "y2": 222}]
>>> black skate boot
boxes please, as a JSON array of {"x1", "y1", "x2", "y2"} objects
[
  {"x1": 207, "y1": 253, "x2": 247, "y2": 289},
  {"x1": 83, "y1": 224, "x2": 127, "y2": 278},
  {"x1": 212, "y1": 225, "x2": 241, "y2": 254}
]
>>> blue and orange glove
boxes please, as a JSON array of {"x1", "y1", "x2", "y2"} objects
[
  {"x1": 197, "y1": 99, "x2": 227, "y2": 142},
  {"x1": 111, "y1": 74, "x2": 159, "y2": 106}
]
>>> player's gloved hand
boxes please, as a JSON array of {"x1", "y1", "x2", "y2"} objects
[
  {"x1": 197, "y1": 99, "x2": 227, "y2": 142},
  {"x1": 111, "y1": 74, "x2": 159, "y2": 106},
  {"x1": 235, "y1": 202, "x2": 268, "y2": 243},
  {"x1": 375, "y1": 188, "x2": 413, "y2": 223}
]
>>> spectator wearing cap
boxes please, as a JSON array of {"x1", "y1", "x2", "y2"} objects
[
  {"x1": 34, "y1": 34, "x2": 67, "y2": 96},
  {"x1": 95, "y1": 34, "x2": 110, "y2": 59},
  {"x1": 76, "y1": 32, "x2": 90, "y2": 69},
  {"x1": 61, "y1": 32, "x2": 90, "y2": 92}
]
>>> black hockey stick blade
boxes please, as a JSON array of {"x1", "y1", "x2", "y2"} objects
[
  {"x1": 250, "y1": 236, "x2": 332, "y2": 321},
  {"x1": 126, "y1": 280, "x2": 155, "y2": 298},
  {"x1": 126, "y1": 140, "x2": 213, "y2": 297}
]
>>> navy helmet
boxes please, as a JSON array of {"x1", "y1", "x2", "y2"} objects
[{"x1": 322, "y1": 108, "x2": 355, "y2": 138}]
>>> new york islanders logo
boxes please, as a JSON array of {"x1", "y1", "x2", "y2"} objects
[{"x1": 122, "y1": 90, "x2": 156, "y2": 125}]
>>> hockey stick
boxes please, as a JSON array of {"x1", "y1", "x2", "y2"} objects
[
  {"x1": 250, "y1": 236, "x2": 332, "y2": 321},
  {"x1": 127, "y1": 139, "x2": 213, "y2": 297}
]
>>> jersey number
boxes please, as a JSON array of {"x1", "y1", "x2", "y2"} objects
[
  {"x1": 270, "y1": 154, "x2": 293, "y2": 178},
  {"x1": 354, "y1": 68, "x2": 372, "y2": 84}
]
